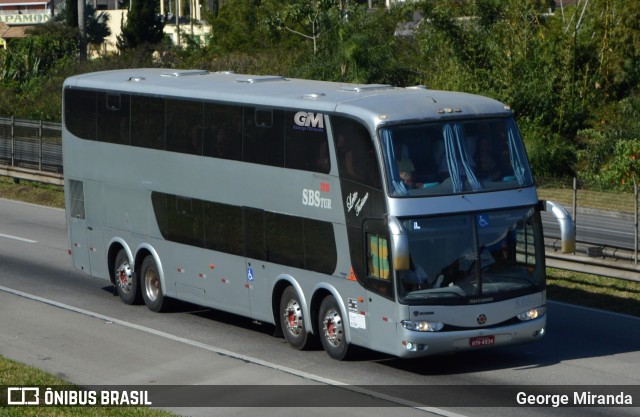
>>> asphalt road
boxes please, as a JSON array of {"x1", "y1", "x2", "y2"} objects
[
  {"x1": 541, "y1": 208, "x2": 635, "y2": 250},
  {"x1": 1, "y1": 198, "x2": 639, "y2": 417}
]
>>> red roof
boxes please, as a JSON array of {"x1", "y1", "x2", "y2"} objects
[
  {"x1": 0, "y1": 22, "x2": 32, "y2": 38},
  {"x1": 0, "y1": 1, "x2": 51, "y2": 5}
]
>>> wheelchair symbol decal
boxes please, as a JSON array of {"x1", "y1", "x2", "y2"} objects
[
  {"x1": 478, "y1": 215, "x2": 489, "y2": 228},
  {"x1": 247, "y1": 268, "x2": 254, "y2": 282}
]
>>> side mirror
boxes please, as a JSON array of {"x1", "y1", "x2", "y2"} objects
[
  {"x1": 543, "y1": 200, "x2": 576, "y2": 254},
  {"x1": 388, "y1": 216, "x2": 410, "y2": 271}
]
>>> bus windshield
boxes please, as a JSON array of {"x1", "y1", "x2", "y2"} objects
[
  {"x1": 397, "y1": 207, "x2": 544, "y2": 304},
  {"x1": 379, "y1": 118, "x2": 533, "y2": 196}
]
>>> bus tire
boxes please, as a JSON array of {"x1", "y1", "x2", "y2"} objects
[
  {"x1": 318, "y1": 295, "x2": 351, "y2": 360},
  {"x1": 279, "y1": 286, "x2": 314, "y2": 350},
  {"x1": 141, "y1": 256, "x2": 168, "y2": 312},
  {"x1": 113, "y1": 249, "x2": 141, "y2": 305}
]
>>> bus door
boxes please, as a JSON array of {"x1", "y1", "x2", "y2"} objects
[
  {"x1": 363, "y1": 219, "x2": 397, "y2": 353},
  {"x1": 67, "y1": 179, "x2": 105, "y2": 278},
  {"x1": 243, "y1": 208, "x2": 273, "y2": 323}
]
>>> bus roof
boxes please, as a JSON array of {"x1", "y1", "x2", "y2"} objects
[{"x1": 63, "y1": 68, "x2": 512, "y2": 125}]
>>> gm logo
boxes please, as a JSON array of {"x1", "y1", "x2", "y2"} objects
[{"x1": 294, "y1": 112, "x2": 324, "y2": 129}]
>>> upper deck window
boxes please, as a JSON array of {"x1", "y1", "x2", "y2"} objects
[
  {"x1": 331, "y1": 116, "x2": 381, "y2": 189},
  {"x1": 380, "y1": 118, "x2": 533, "y2": 197}
]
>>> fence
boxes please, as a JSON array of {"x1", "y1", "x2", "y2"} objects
[
  {"x1": 0, "y1": 116, "x2": 63, "y2": 185},
  {"x1": 537, "y1": 176, "x2": 639, "y2": 265},
  {"x1": 537, "y1": 177, "x2": 639, "y2": 217}
]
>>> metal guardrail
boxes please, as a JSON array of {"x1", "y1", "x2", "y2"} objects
[
  {"x1": 546, "y1": 253, "x2": 640, "y2": 283},
  {"x1": 0, "y1": 117, "x2": 63, "y2": 185}
]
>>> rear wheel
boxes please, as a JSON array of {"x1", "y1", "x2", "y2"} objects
[
  {"x1": 279, "y1": 286, "x2": 314, "y2": 350},
  {"x1": 113, "y1": 249, "x2": 141, "y2": 305},
  {"x1": 318, "y1": 295, "x2": 351, "y2": 360},
  {"x1": 141, "y1": 256, "x2": 168, "y2": 312}
]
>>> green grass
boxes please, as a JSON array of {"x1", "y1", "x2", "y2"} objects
[
  {"x1": 0, "y1": 356, "x2": 176, "y2": 416},
  {"x1": 0, "y1": 176, "x2": 65, "y2": 208},
  {"x1": 547, "y1": 268, "x2": 640, "y2": 316}
]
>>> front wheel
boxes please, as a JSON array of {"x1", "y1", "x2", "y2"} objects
[
  {"x1": 318, "y1": 295, "x2": 351, "y2": 360},
  {"x1": 141, "y1": 256, "x2": 169, "y2": 312},
  {"x1": 113, "y1": 249, "x2": 141, "y2": 305}
]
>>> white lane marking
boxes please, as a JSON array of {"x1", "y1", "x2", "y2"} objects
[
  {"x1": 0, "y1": 233, "x2": 37, "y2": 243},
  {"x1": 0, "y1": 285, "x2": 466, "y2": 417}
]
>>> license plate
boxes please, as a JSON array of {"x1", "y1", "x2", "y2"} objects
[{"x1": 470, "y1": 335, "x2": 495, "y2": 347}]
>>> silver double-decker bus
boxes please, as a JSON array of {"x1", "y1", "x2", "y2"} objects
[{"x1": 62, "y1": 69, "x2": 574, "y2": 359}]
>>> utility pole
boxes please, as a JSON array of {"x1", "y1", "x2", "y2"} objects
[
  {"x1": 78, "y1": 0, "x2": 87, "y2": 60},
  {"x1": 176, "y1": 0, "x2": 181, "y2": 47}
]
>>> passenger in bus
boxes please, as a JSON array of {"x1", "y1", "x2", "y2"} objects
[
  {"x1": 336, "y1": 132, "x2": 360, "y2": 180},
  {"x1": 316, "y1": 141, "x2": 330, "y2": 173},
  {"x1": 209, "y1": 125, "x2": 241, "y2": 160},
  {"x1": 395, "y1": 143, "x2": 422, "y2": 189},
  {"x1": 400, "y1": 258, "x2": 430, "y2": 291},
  {"x1": 434, "y1": 136, "x2": 479, "y2": 189}
]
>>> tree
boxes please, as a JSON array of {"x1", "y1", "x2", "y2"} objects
[
  {"x1": 265, "y1": 0, "x2": 327, "y2": 55},
  {"x1": 206, "y1": 0, "x2": 268, "y2": 53},
  {"x1": 0, "y1": 23, "x2": 79, "y2": 85},
  {"x1": 85, "y1": 5, "x2": 112, "y2": 51},
  {"x1": 65, "y1": 0, "x2": 79, "y2": 27},
  {"x1": 54, "y1": 1, "x2": 111, "y2": 53},
  {"x1": 117, "y1": 0, "x2": 165, "y2": 50}
]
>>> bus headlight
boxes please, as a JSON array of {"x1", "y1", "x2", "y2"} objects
[
  {"x1": 517, "y1": 305, "x2": 546, "y2": 321},
  {"x1": 401, "y1": 320, "x2": 444, "y2": 332}
]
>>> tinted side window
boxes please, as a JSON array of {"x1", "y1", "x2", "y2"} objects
[
  {"x1": 166, "y1": 195, "x2": 204, "y2": 247},
  {"x1": 97, "y1": 93, "x2": 130, "y2": 145},
  {"x1": 203, "y1": 103, "x2": 243, "y2": 161},
  {"x1": 151, "y1": 192, "x2": 338, "y2": 274},
  {"x1": 243, "y1": 107, "x2": 285, "y2": 167},
  {"x1": 244, "y1": 208, "x2": 265, "y2": 260},
  {"x1": 166, "y1": 99, "x2": 204, "y2": 155},
  {"x1": 285, "y1": 110, "x2": 330, "y2": 174},
  {"x1": 131, "y1": 95, "x2": 165, "y2": 150},
  {"x1": 151, "y1": 192, "x2": 168, "y2": 239},
  {"x1": 265, "y1": 212, "x2": 304, "y2": 268},
  {"x1": 331, "y1": 116, "x2": 381, "y2": 188},
  {"x1": 203, "y1": 201, "x2": 244, "y2": 256},
  {"x1": 303, "y1": 219, "x2": 337, "y2": 274},
  {"x1": 64, "y1": 88, "x2": 97, "y2": 140},
  {"x1": 68, "y1": 179, "x2": 86, "y2": 220}
]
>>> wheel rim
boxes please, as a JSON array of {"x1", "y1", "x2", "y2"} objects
[
  {"x1": 322, "y1": 308, "x2": 343, "y2": 347},
  {"x1": 116, "y1": 260, "x2": 133, "y2": 294},
  {"x1": 283, "y1": 298, "x2": 303, "y2": 337},
  {"x1": 144, "y1": 267, "x2": 160, "y2": 302}
]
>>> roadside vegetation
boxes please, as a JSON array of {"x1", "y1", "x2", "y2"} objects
[
  {"x1": 1, "y1": 1, "x2": 640, "y2": 193},
  {"x1": 0, "y1": 176, "x2": 64, "y2": 208},
  {"x1": 547, "y1": 268, "x2": 640, "y2": 317}
]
